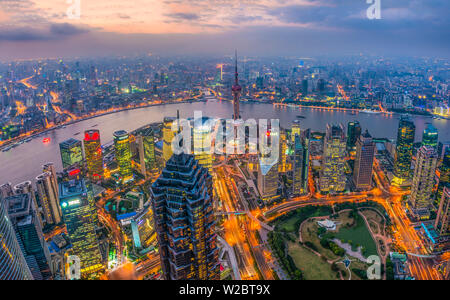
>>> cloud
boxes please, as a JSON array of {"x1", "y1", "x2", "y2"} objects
[{"x1": 0, "y1": 23, "x2": 90, "y2": 41}]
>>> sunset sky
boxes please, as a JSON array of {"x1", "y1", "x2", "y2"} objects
[{"x1": 0, "y1": 0, "x2": 448, "y2": 60}]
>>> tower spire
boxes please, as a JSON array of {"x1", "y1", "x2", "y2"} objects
[
  {"x1": 232, "y1": 50, "x2": 242, "y2": 121},
  {"x1": 235, "y1": 49, "x2": 239, "y2": 85}
]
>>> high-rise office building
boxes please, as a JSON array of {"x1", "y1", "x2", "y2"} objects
[
  {"x1": 193, "y1": 117, "x2": 213, "y2": 172},
  {"x1": 139, "y1": 127, "x2": 158, "y2": 179},
  {"x1": 422, "y1": 123, "x2": 438, "y2": 149},
  {"x1": 410, "y1": 146, "x2": 438, "y2": 217},
  {"x1": 435, "y1": 187, "x2": 449, "y2": 237},
  {"x1": 393, "y1": 115, "x2": 415, "y2": 185},
  {"x1": 258, "y1": 127, "x2": 279, "y2": 203},
  {"x1": 0, "y1": 195, "x2": 33, "y2": 280},
  {"x1": 353, "y1": 130, "x2": 376, "y2": 191},
  {"x1": 292, "y1": 130, "x2": 310, "y2": 196},
  {"x1": 113, "y1": 130, "x2": 133, "y2": 184},
  {"x1": 59, "y1": 138, "x2": 83, "y2": 169},
  {"x1": 320, "y1": 124, "x2": 347, "y2": 194},
  {"x1": 0, "y1": 182, "x2": 14, "y2": 198},
  {"x1": 437, "y1": 148, "x2": 450, "y2": 206},
  {"x1": 163, "y1": 117, "x2": 176, "y2": 162},
  {"x1": 5, "y1": 193, "x2": 52, "y2": 280},
  {"x1": 279, "y1": 131, "x2": 287, "y2": 173},
  {"x1": 291, "y1": 120, "x2": 301, "y2": 144},
  {"x1": 42, "y1": 163, "x2": 59, "y2": 196},
  {"x1": 347, "y1": 121, "x2": 362, "y2": 154},
  {"x1": 59, "y1": 179, "x2": 103, "y2": 277},
  {"x1": 36, "y1": 172, "x2": 61, "y2": 225},
  {"x1": 151, "y1": 154, "x2": 219, "y2": 280},
  {"x1": 83, "y1": 130, "x2": 104, "y2": 181}
]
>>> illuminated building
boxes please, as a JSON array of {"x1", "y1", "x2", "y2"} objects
[
  {"x1": 292, "y1": 130, "x2": 310, "y2": 196},
  {"x1": 353, "y1": 130, "x2": 375, "y2": 191},
  {"x1": 36, "y1": 172, "x2": 61, "y2": 225},
  {"x1": 5, "y1": 193, "x2": 52, "y2": 280},
  {"x1": 258, "y1": 128, "x2": 279, "y2": 203},
  {"x1": 0, "y1": 194, "x2": 33, "y2": 280},
  {"x1": 113, "y1": 130, "x2": 134, "y2": 184},
  {"x1": 42, "y1": 163, "x2": 59, "y2": 196},
  {"x1": 409, "y1": 146, "x2": 438, "y2": 219},
  {"x1": 193, "y1": 117, "x2": 213, "y2": 172},
  {"x1": 151, "y1": 153, "x2": 219, "y2": 280},
  {"x1": 163, "y1": 117, "x2": 176, "y2": 162},
  {"x1": 232, "y1": 50, "x2": 241, "y2": 121},
  {"x1": 59, "y1": 138, "x2": 83, "y2": 169},
  {"x1": 393, "y1": 116, "x2": 415, "y2": 185},
  {"x1": 437, "y1": 148, "x2": 450, "y2": 206},
  {"x1": 435, "y1": 187, "x2": 449, "y2": 237},
  {"x1": 83, "y1": 130, "x2": 104, "y2": 180},
  {"x1": 347, "y1": 121, "x2": 361, "y2": 154},
  {"x1": 320, "y1": 124, "x2": 346, "y2": 194},
  {"x1": 137, "y1": 127, "x2": 158, "y2": 179},
  {"x1": 291, "y1": 120, "x2": 301, "y2": 144},
  {"x1": 59, "y1": 179, "x2": 103, "y2": 277},
  {"x1": 132, "y1": 204, "x2": 155, "y2": 250},
  {"x1": 279, "y1": 131, "x2": 287, "y2": 173},
  {"x1": 422, "y1": 123, "x2": 438, "y2": 149}
]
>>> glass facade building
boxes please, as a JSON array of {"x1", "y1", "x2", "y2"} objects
[
  {"x1": 5, "y1": 193, "x2": 52, "y2": 280},
  {"x1": 113, "y1": 130, "x2": 133, "y2": 184},
  {"x1": 353, "y1": 130, "x2": 376, "y2": 191},
  {"x1": 393, "y1": 116, "x2": 416, "y2": 184},
  {"x1": 163, "y1": 117, "x2": 176, "y2": 163},
  {"x1": 320, "y1": 124, "x2": 347, "y2": 194},
  {"x1": 437, "y1": 148, "x2": 450, "y2": 206},
  {"x1": 0, "y1": 195, "x2": 33, "y2": 280},
  {"x1": 59, "y1": 179, "x2": 104, "y2": 278},
  {"x1": 347, "y1": 121, "x2": 362, "y2": 153},
  {"x1": 410, "y1": 146, "x2": 438, "y2": 212},
  {"x1": 59, "y1": 138, "x2": 83, "y2": 169},
  {"x1": 151, "y1": 154, "x2": 219, "y2": 280},
  {"x1": 84, "y1": 130, "x2": 104, "y2": 181},
  {"x1": 422, "y1": 123, "x2": 438, "y2": 149}
]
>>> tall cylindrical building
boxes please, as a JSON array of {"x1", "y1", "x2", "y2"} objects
[{"x1": 393, "y1": 115, "x2": 415, "y2": 185}]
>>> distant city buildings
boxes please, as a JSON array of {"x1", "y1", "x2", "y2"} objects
[
  {"x1": 151, "y1": 154, "x2": 219, "y2": 280},
  {"x1": 320, "y1": 124, "x2": 346, "y2": 194}
]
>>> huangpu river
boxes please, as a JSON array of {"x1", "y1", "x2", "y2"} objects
[{"x1": 0, "y1": 100, "x2": 448, "y2": 185}]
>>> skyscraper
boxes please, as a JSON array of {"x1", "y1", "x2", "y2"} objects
[
  {"x1": 163, "y1": 117, "x2": 176, "y2": 162},
  {"x1": 320, "y1": 124, "x2": 347, "y2": 194},
  {"x1": 36, "y1": 172, "x2": 61, "y2": 225},
  {"x1": 5, "y1": 193, "x2": 52, "y2": 280},
  {"x1": 0, "y1": 182, "x2": 14, "y2": 198},
  {"x1": 409, "y1": 146, "x2": 438, "y2": 218},
  {"x1": 113, "y1": 130, "x2": 133, "y2": 184},
  {"x1": 291, "y1": 120, "x2": 301, "y2": 144},
  {"x1": 59, "y1": 138, "x2": 83, "y2": 169},
  {"x1": 0, "y1": 195, "x2": 33, "y2": 280},
  {"x1": 422, "y1": 123, "x2": 438, "y2": 149},
  {"x1": 232, "y1": 50, "x2": 241, "y2": 120},
  {"x1": 437, "y1": 148, "x2": 450, "y2": 206},
  {"x1": 151, "y1": 154, "x2": 219, "y2": 280},
  {"x1": 347, "y1": 121, "x2": 362, "y2": 154},
  {"x1": 141, "y1": 127, "x2": 158, "y2": 178},
  {"x1": 292, "y1": 130, "x2": 310, "y2": 196},
  {"x1": 353, "y1": 130, "x2": 376, "y2": 191},
  {"x1": 193, "y1": 117, "x2": 213, "y2": 172},
  {"x1": 258, "y1": 127, "x2": 279, "y2": 203},
  {"x1": 83, "y1": 130, "x2": 104, "y2": 181},
  {"x1": 393, "y1": 115, "x2": 416, "y2": 185},
  {"x1": 435, "y1": 187, "x2": 449, "y2": 237},
  {"x1": 59, "y1": 179, "x2": 103, "y2": 278}
]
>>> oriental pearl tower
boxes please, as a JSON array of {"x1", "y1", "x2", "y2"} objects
[{"x1": 232, "y1": 50, "x2": 241, "y2": 120}]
